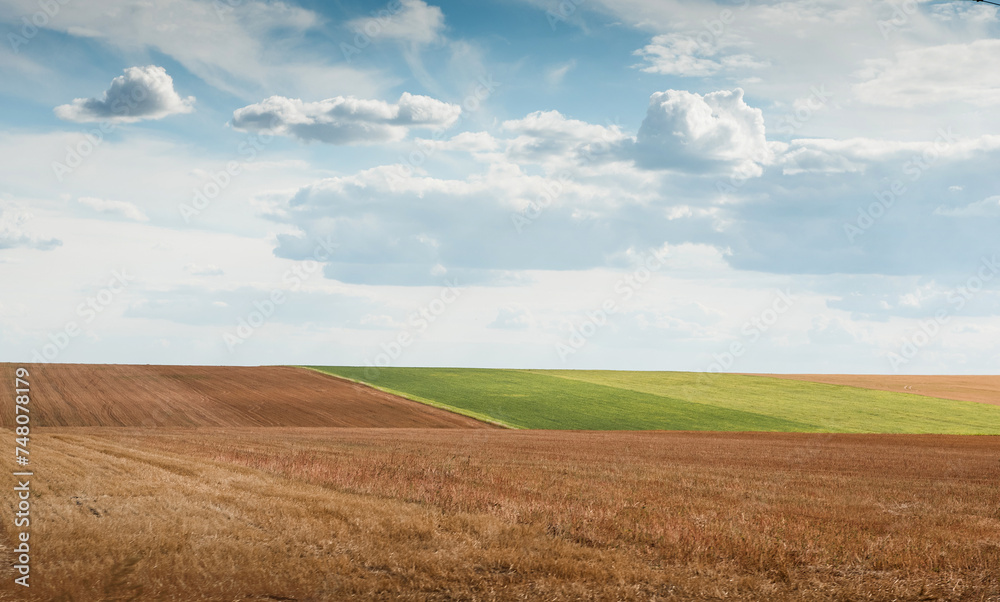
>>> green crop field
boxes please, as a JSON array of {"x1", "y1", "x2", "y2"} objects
[{"x1": 305, "y1": 366, "x2": 1000, "y2": 434}]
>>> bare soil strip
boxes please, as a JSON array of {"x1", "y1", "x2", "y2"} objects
[
  {"x1": 0, "y1": 363, "x2": 494, "y2": 428},
  {"x1": 748, "y1": 373, "x2": 1000, "y2": 406}
]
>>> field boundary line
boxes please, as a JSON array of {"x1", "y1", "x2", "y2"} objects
[{"x1": 296, "y1": 366, "x2": 521, "y2": 430}]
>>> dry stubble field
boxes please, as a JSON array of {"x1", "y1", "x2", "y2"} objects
[{"x1": 1, "y1": 364, "x2": 999, "y2": 601}]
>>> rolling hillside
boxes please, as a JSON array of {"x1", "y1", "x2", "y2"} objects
[{"x1": 310, "y1": 366, "x2": 1000, "y2": 434}]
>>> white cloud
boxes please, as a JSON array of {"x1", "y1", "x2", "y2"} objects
[
  {"x1": 417, "y1": 131, "x2": 499, "y2": 153},
  {"x1": 266, "y1": 158, "x2": 673, "y2": 285},
  {"x1": 0, "y1": 204, "x2": 61, "y2": 251},
  {"x1": 776, "y1": 146, "x2": 865, "y2": 175},
  {"x1": 634, "y1": 33, "x2": 767, "y2": 77},
  {"x1": 503, "y1": 110, "x2": 621, "y2": 141},
  {"x1": 488, "y1": 307, "x2": 533, "y2": 330},
  {"x1": 347, "y1": 0, "x2": 445, "y2": 45},
  {"x1": 632, "y1": 88, "x2": 773, "y2": 176},
  {"x1": 359, "y1": 313, "x2": 403, "y2": 329},
  {"x1": 77, "y1": 196, "x2": 149, "y2": 222},
  {"x1": 934, "y1": 196, "x2": 1000, "y2": 217},
  {"x1": 854, "y1": 40, "x2": 1000, "y2": 108},
  {"x1": 54, "y1": 66, "x2": 194, "y2": 123},
  {"x1": 231, "y1": 92, "x2": 461, "y2": 144},
  {"x1": 774, "y1": 133, "x2": 1000, "y2": 173},
  {"x1": 502, "y1": 110, "x2": 630, "y2": 167},
  {"x1": 928, "y1": 2, "x2": 999, "y2": 23},
  {"x1": 184, "y1": 264, "x2": 225, "y2": 276}
]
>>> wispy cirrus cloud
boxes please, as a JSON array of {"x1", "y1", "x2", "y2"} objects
[
  {"x1": 634, "y1": 33, "x2": 767, "y2": 77},
  {"x1": 854, "y1": 40, "x2": 1000, "y2": 108},
  {"x1": 346, "y1": 0, "x2": 445, "y2": 45}
]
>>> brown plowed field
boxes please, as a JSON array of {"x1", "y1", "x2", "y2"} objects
[
  {"x1": 751, "y1": 373, "x2": 1000, "y2": 406},
  {"x1": 0, "y1": 363, "x2": 493, "y2": 428}
]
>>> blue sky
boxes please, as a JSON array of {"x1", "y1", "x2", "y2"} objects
[{"x1": 1, "y1": 0, "x2": 998, "y2": 373}]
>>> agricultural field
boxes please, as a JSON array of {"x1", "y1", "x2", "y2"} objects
[
  {"x1": 2, "y1": 427, "x2": 999, "y2": 600},
  {"x1": 750, "y1": 373, "x2": 1000, "y2": 406},
  {"x1": 310, "y1": 366, "x2": 1000, "y2": 434},
  {"x1": 0, "y1": 364, "x2": 491, "y2": 428},
  {"x1": 1, "y1": 363, "x2": 999, "y2": 601}
]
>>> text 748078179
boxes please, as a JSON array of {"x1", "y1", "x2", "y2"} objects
[{"x1": 13, "y1": 367, "x2": 32, "y2": 588}]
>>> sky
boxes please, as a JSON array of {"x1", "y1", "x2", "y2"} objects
[{"x1": 0, "y1": 0, "x2": 998, "y2": 373}]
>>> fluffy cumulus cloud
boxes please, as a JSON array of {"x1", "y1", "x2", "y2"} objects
[
  {"x1": 632, "y1": 88, "x2": 774, "y2": 176},
  {"x1": 77, "y1": 197, "x2": 149, "y2": 222},
  {"x1": 499, "y1": 90, "x2": 778, "y2": 178},
  {"x1": 231, "y1": 92, "x2": 461, "y2": 144},
  {"x1": 347, "y1": 0, "x2": 445, "y2": 45},
  {"x1": 263, "y1": 161, "x2": 691, "y2": 285},
  {"x1": 854, "y1": 40, "x2": 1000, "y2": 108},
  {"x1": 259, "y1": 85, "x2": 1000, "y2": 289},
  {"x1": 54, "y1": 66, "x2": 195, "y2": 123},
  {"x1": 634, "y1": 33, "x2": 767, "y2": 77}
]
